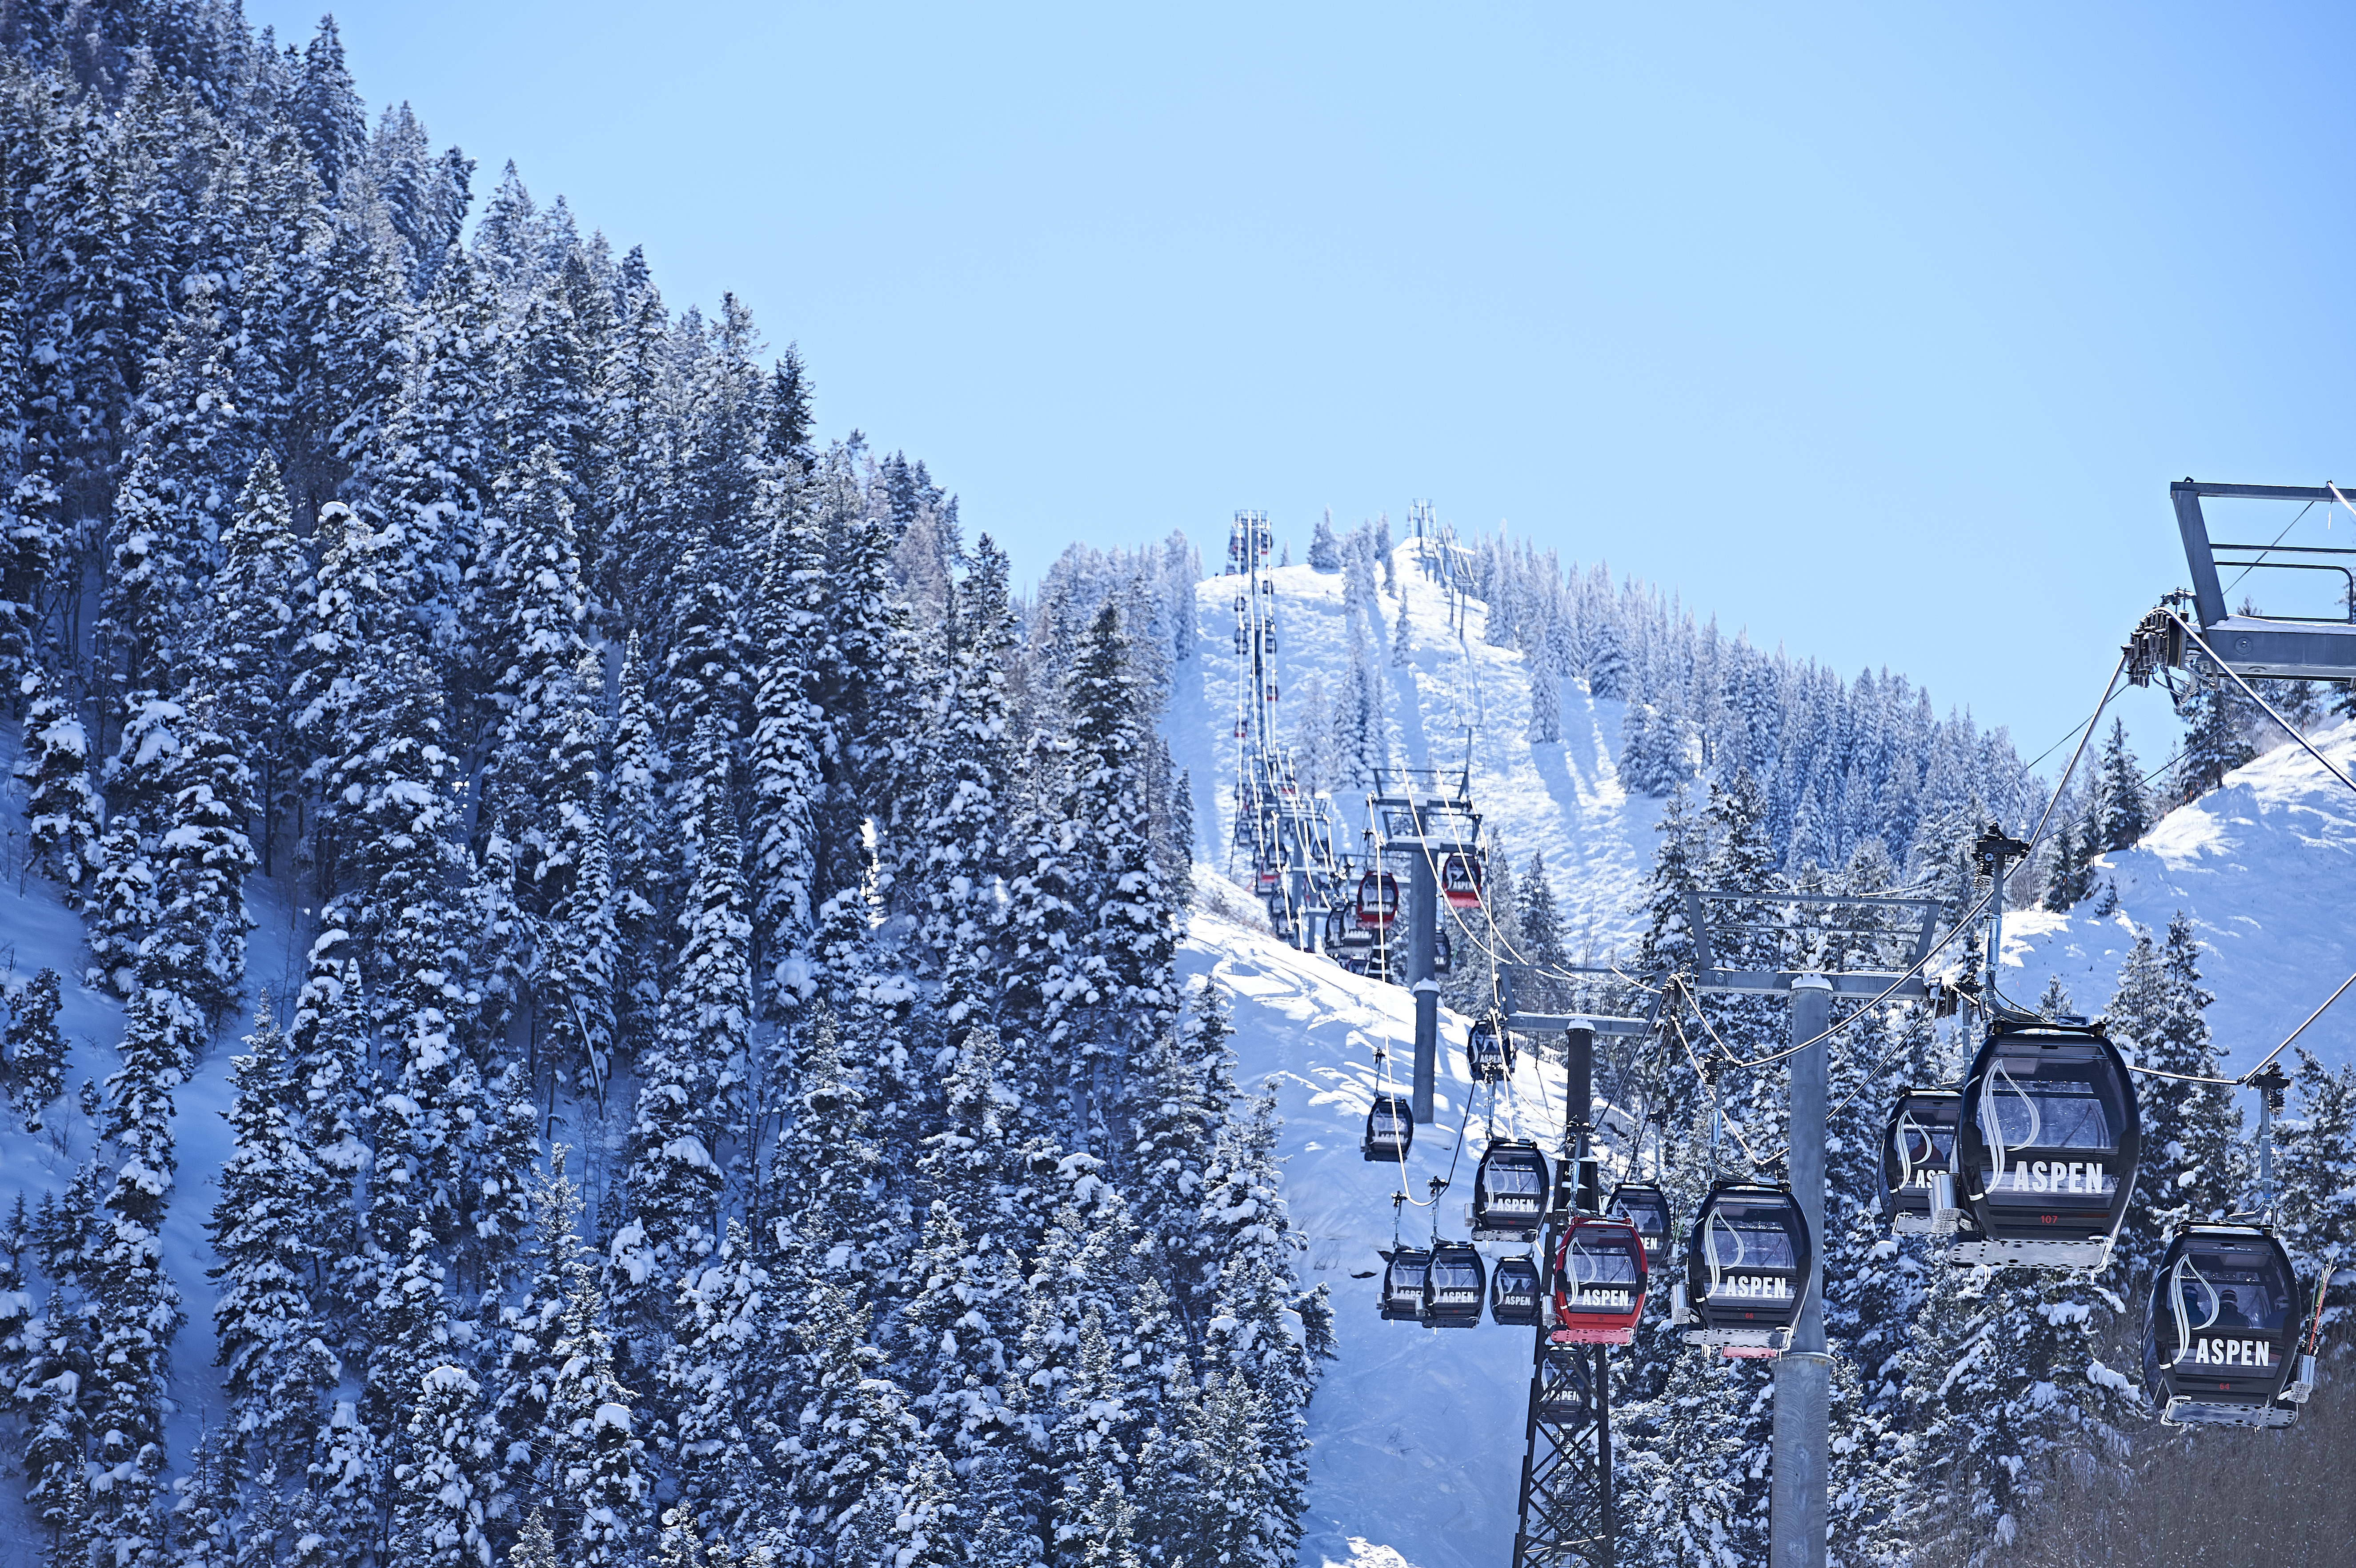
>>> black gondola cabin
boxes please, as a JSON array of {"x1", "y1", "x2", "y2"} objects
[
  {"x1": 1465, "y1": 1019, "x2": 1512, "y2": 1083},
  {"x1": 1882, "y1": 1088, "x2": 1962, "y2": 1235},
  {"x1": 1362, "y1": 1094, "x2": 1414, "y2": 1162},
  {"x1": 1470, "y1": 1139, "x2": 1551, "y2": 1241},
  {"x1": 1378, "y1": 1248, "x2": 1430, "y2": 1321},
  {"x1": 1421, "y1": 1240, "x2": 1486, "y2": 1328},
  {"x1": 1550, "y1": 1216, "x2": 1649, "y2": 1345},
  {"x1": 2142, "y1": 1224, "x2": 2310, "y2": 1428},
  {"x1": 1677, "y1": 1181, "x2": 1812, "y2": 1358},
  {"x1": 1607, "y1": 1182, "x2": 1673, "y2": 1269},
  {"x1": 1952, "y1": 1020, "x2": 2140, "y2": 1269},
  {"x1": 1491, "y1": 1253, "x2": 1543, "y2": 1325}
]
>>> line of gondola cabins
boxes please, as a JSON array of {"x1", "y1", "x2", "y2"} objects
[
  {"x1": 1353, "y1": 884, "x2": 2324, "y2": 1429},
  {"x1": 1247, "y1": 843, "x2": 1480, "y2": 979}
]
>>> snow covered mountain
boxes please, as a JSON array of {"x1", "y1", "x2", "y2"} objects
[
  {"x1": 1166, "y1": 536, "x2": 2356, "y2": 1076},
  {"x1": 1168, "y1": 540, "x2": 1663, "y2": 964}
]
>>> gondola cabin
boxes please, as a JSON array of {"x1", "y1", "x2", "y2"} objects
[
  {"x1": 1536, "y1": 1352, "x2": 1599, "y2": 1424},
  {"x1": 1607, "y1": 1182, "x2": 1674, "y2": 1269},
  {"x1": 1263, "y1": 682, "x2": 1280, "y2": 703},
  {"x1": 1465, "y1": 1019, "x2": 1513, "y2": 1083},
  {"x1": 1362, "y1": 1094, "x2": 1414, "y2": 1162},
  {"x1": 1356, "y1": 872, "x2": 1401, "y2": 929},
  {"x1": 2142, "y1": 1224, "x2": 2311, "y2": 1428},
  {"x1": 1267, "y1": 900, "x2": 1295, "y2": 941},
  {"x1": 1550, "y1": 1217, "x2": 1649, "y2": 1345},
  {"x1": 1432, "y1": 927, "x2": 1453, "y2": 977},
  {"x1": 1253, "y1": 861, "x2": 1281, "y2": 896},
  {"x1": 1882, "y1": 1088, "x2": 1963, "y2": 1235},
  {"x1": 1378, "y1": 1248, "x2": 1430, "y2": 1321},
  {"x1": 1323, "y1": 905, "x2": 1349, "y2": 952},
  {"x1": 1951, "y1": 1020, "x2": 2140, "y2": 1269},
  {"x1": 1440, "y1": 852, "x2": 1483, "y2": 910},
  {"x1": 1421, "y1": 1241, "x2": 1486, "y2": 1328},
  {"x1": 1470, "y1": 1140, "x2": 1552, "y2": 1241},
  {"x1": 1491, "y1": 1253, "x2": 1543, "y2": 1326},
  {"x1": 1677, "y1": 1181, "x2": 1812, "y2": 1358}
]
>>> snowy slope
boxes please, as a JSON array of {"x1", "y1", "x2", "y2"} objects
[
  {"x1": 1179, "y1": 889, "x2": 1579, "y2": 1568},
  {"x1": 1168, "y1": 543, "x2": 1661, "y2": 964},
  {"x1": 0, "y1": 725, "x2": 317, "y2": 1565},
  {"x1": 2002, "y1": 718, "x2": 2356, "y2": 1074},
  {"x1": 1167, "y1": 571, "x2": 2356, "y2": 1568},
  {"x1": 1165, "y1": 544, "x2": 2356, "y2": 1076}
]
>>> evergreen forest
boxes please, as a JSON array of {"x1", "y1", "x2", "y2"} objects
[{"x1": 0, "y1": 8, "x2": 1321, "y2": 1567}]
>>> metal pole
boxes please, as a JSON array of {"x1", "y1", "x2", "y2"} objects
[
  {"x1": 1772, "y1": 976, "x2": 1832, "y2": 1568},
  {"x1": 1410, "y1": 841, "x2": 1438, "y2": 1124},
  {"x1": 1572, "y1": 1021, "x2": 1613, "y2": 1568},
  {"x1": 1594, "y1": 1342, "x2": 1614, "y2": 1568},
  {"x1": 1565, "y1": 1022, "x2": 1597, "y2": 1211}
]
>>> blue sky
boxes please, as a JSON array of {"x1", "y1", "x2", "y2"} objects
[{"x1": 247, "y1": 1, "x2": 2356, "y2": 769}]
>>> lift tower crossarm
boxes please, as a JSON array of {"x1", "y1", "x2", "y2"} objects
[
  {"x1": 1368, "y1": 782, "x2": 1481, "y2": 1125},
  {"x1": 1683, "y1": 891, "x2": 1941, "y2": 1000},
  {"x1": 2150, "y1": 480, "x2": 2356, "y2": 681}
]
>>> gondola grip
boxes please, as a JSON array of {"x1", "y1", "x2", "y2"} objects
[{"x1": 2285, "y1": 1353, "x2": 2317, "y2": 1404}]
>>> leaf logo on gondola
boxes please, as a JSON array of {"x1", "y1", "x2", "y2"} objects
[
  {"x1": 2169, "y1": 1251, "x2": 2222, "y2": 1368},
  {"x1": 1895, "y1": 1109, "x2": 1925, "y2": 1191},
  {"x1": 1979, "y1": 1063, "x2": 2039, "y2": 1189},
  {"x1": 1565, "y1": 1230, "x2": 1598, "y2": 1301},
  {"x1": 1705, "y1": 1209, "x2": 1745, "y2": 1297}
]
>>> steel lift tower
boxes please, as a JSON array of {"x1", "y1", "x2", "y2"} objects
[{"x1": 1501, "y1": 969, "x2": 1660, "y2": 1568}]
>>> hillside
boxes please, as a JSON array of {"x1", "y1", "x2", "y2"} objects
[
  {"x1": 1170, "y1": 542, "x2": 1660, "y2": 963},
  {"x1": 1171, "y1": 538, "x2": 2356, "y2": 1076},
  {"x1": 1177, "y1": 888, "x2": 1555, "y2": 1568},
  {"x1": 2006, "y1": 718, "x2": 2356, "y2": 1073}
]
